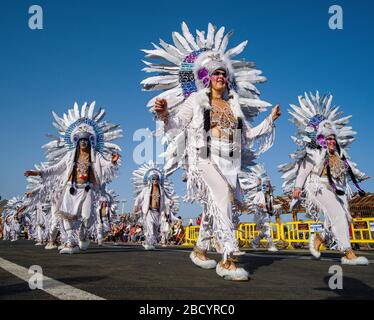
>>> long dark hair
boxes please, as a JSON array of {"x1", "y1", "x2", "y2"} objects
[
  {"x1": 325, "y1": 140, "x2": 365, "y2": 197},
  {"x1": 70, "y1": 139, "x2": 92, "y2": 195}
]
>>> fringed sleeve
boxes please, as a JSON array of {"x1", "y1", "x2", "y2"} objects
[
  {"x1": 39, "y1": 156, "x2": 67, "y2": 179},
  {"x1": 244, "y1": 115, "x2": 275, "y2": 156},
  {"x1": 294, "y1": 156, "x2": 314, "y2": 189},
  {"x1": 158, "y1": 94, "x2": 195, "y2": 138},
  {"x1": 98, "y1": 155, "x2": 119, "y2": 184}
]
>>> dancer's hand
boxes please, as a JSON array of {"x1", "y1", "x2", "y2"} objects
[
  {"x1": 293, "y1": 188, "x2": 302, "y2": 199},
  {"x1": 25, "y1": 191, "x2": 33, "y2": 198},
  {"x1": 271, "y1": 104, "x2": 281, "y2": 121},
  {"x1": 112, "y1": 153, "x2": 120, "y2": 164},
  {"x1": 154, "y1": 98, "x2": 169, "y2": 120},
  {"x1": 24, "y1": 170, "x2": 40, "y2": 177}
]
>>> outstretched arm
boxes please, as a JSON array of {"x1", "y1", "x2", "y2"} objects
[
  {"x1": 154, "y1": 96, "x2": 194, "y2": 134},
  {"x1": 245, "y1": 105, "x2": 280, "y2": 140},
  {"x1": 25, "y1": 157, "x2": 66, "y2": 179}
]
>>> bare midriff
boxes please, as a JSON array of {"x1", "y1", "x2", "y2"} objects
[
  {"x1": 68, "y1": 152, "x2": 96, "y2": 184},
  {"x1": 150, "y1": 184, "x2": 160, "y2": 210}
]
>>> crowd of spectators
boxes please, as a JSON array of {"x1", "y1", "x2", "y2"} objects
[{"x1": 104, "y1": 214, "x2": 186, "y2": 245}]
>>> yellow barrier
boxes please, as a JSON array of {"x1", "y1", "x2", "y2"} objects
[
  {"x1": 181, "y1": 218, "x2": 374, "y2": 249},
  {"x1": 237, "y1": 223, "x2": 281, "y2": 247},
  {"x1": 350, "y1": 218, "x2": 374, "y2": 244},
  {"x1": 280, "y1": 220, "x2": 323, "y2": 249},
  {"x1": 182, "y1": 226, "x2": 200, "y2": 246}
]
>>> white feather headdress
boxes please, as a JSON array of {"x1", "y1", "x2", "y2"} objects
[
  {"x1": 132, "y1": 160, "x2": 180, "y2": 211},
  {"x1": 141, "y1": 21, "x2": 271, "y2": 121},
  {"x1": 42, "y1": 101, "x2": 122, "y2": 163},
  {"x1": 278, "y1": 91, "x2": 366, "y2": 194}
]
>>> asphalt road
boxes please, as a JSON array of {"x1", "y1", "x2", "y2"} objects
[{"x1": 0, "y1": 240, "x2": 373, "y2": 300}]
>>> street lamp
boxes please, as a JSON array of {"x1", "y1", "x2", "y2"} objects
[{"x1": 120, "y1": 199, "x2": 127, "y2": 215}]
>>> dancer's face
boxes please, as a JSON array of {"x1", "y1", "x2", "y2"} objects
[
  {"x1": 210, "y1": 69, "x2": 227, "y2": 92},
  {"x1": 152, "y1": 175, "x2": 159, "y2": 185},
  {"x1": 326, "y1": 135, "x2": 336, "y2": 153},
  {"x1": 79, "y1": 139, "x2": 90, "y2": 152}
]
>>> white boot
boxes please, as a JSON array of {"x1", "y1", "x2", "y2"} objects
[
  {"x1": 233, "y1": 250, "x2": 246, "y2": 256},
  {"x1": 341, "y1": 256, "x2": 369, "y2": 266},
  {"x1": 98, "y1": 239, "x2": 103, "y2": 246},
  {"x1": 45, "y1": 242, "x2": 58, "y2": 250},
  {"x1": 35, "y1": 242, "x2": 44, "y2": 246},
  {"x1": 309, "y1": 234, "x2": 321, "y2": 259},
  {"x1": 58, "y1": 244, "x2": 65, "y2": 251},
  {"x1": 143, "y1": 244, "x2": 155, "y2": 251},
  {"x1": 79, "y1": 240, "x2": 90, "y2": 251},
  {"x1": 189, "y1": 251, "x2": 217, "y2": 269},
  {"x1": 268, "y1": 245, "x2": 278, "y2": 252},
  {"x1": 216, "y1": 261, "x2": 249, "y2": 281},
  {"x1": 60, "y1": 245, "x2": 80, "y2": 254}
]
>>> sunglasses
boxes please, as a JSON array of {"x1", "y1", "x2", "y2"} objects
[{"x1": 212, "y1": 70, "x2": 227, "y2": 77}]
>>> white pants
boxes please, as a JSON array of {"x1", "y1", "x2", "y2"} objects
[
  {"x1": 160, "y1": 218, "x2": 170, "y2": 244},
  {"x1": 252, "y1": 222, "x2": 274, "y2": 246},
  {"x1": 97, "y1": 218, "x2": 110, "y2": 241},
  {"x1": 3, "y1": 226, "x2": 10, "y2": 240},
  {"x1": 36, "y1": 225, "x2": 45, "y2": 243},
  {"x1": 58, "y1": 185, "x2": 94, "y2": 246},
  {"x1": 307, "y1": 180, "x2": 351, "y2": 252},
  {"x1": 195, "y1": 159, "x2": 237, "y2": 260},
  {"x1": 144, "y1": 209, "x2": 160, "y2": 246},
  {"x1": 48, "y1": 203, "x2": 61, "y2": 243}
]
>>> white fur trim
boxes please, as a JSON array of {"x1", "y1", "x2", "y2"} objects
[
  {"x1": 341, "y1": 256, "x2": 369, "y2": 266},
  {"x1": 216, "y1": 263, "x2": 249, "y2": 281},
  {"x1": 189, "y1": 251, "x2": 217, "y2": 269},
  {"x1": 233, "y1": 250, "x2": 246, "y2": 256},
  {"x1": 143, "y1": 244, "x2": 155, "y2": 251},
  {"x1": 59, "y1": 246, "x2": 80, "y2": 254},
  {"x1": 45, "y1": 243, "x2": 58, "y2": 250},
  {"x1": 268, "y1": 246, "x2": 278, "y2": 252},
  {"x1": 195, "y1": 88, "x2": 211, "y2": 110},
  {"x1": 309, "y1": 234, "x2": 321, "y2": 259},
  {"x1": 79, "y1": 240, "x2": 90, "y2": 251}
]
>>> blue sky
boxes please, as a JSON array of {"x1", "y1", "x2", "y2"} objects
[{"x1": 0, "y1": 0, "x2": 373, "y2": 221}]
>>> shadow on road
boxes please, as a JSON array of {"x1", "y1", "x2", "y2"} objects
[
  {"x1": 239, "y1": 255, "x2": 284, "y2": 275},
  {"x1": 313, "y1": 275, "x2": 374, "y2": 300}
]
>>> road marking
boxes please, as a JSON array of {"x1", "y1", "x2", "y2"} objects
[{"x1": 0, "y1": 257, "x2": 105, "y2": 300}]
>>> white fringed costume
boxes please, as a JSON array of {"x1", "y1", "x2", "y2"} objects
[
  {"x1": 132, "y1": 161, "x2": 180, "y2": 249},
  {"x1": 3, "y1": 196, "x2": 27, "y2": 242},
  {"x1": 141, "y1": 22, "x2": 276, "y2": 270},
  {"x1": 279, "y1": 92, "x2": 369, "y2": 264},
  {"x1": 96, "y1": 189, "x2": 119, "y2": 245},
  {"x1": 26, "y1": 162, "x2": 67, "y2": 248},
  {"x1": 33, "y1": 102, "x2": 122, "y2": 253},
  {"x1": 244, "y1": 165, "x2": 281, "y2": 251}
]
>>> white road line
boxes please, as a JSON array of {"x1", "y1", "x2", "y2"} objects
[{"x1": 0, "y1": 257, "x2": 105, "y2": 300}]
